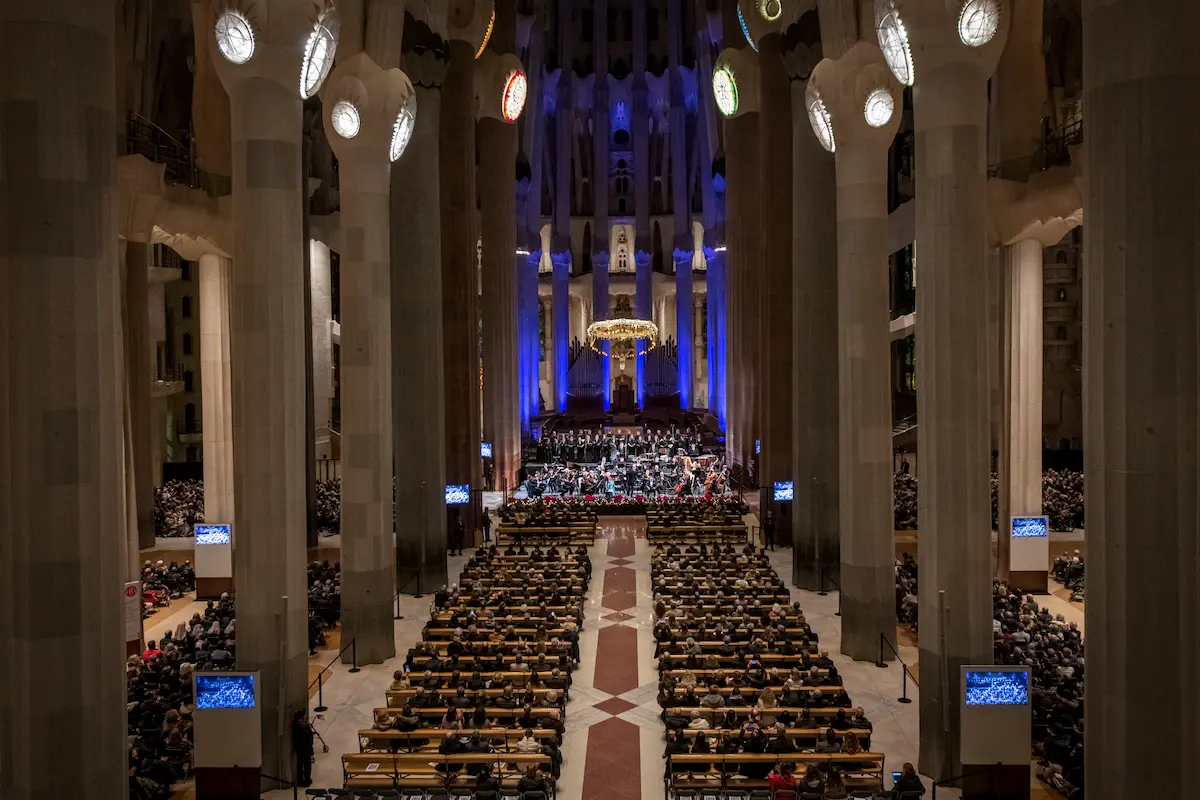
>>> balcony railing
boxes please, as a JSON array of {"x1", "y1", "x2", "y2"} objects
[
  {"x1": 123, "y1": 111, "x2": 232, "y2": 198},
  {"x1": 988, "y1": 118, "x2": 1083, "y2": 182}
]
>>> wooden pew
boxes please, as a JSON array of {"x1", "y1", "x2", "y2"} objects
[
  {"x1": 342, "y1": 752, "x2": 552, "y2": 790},
  {"x1": 355, "y1": 726, "x2": 558, "y2": 753},
  {"x1": 665, "y1": 752, "x2": 885, "y2": 791},
  {"x1": 387, "y1": 687, "x2": 567, "y2": 706}
]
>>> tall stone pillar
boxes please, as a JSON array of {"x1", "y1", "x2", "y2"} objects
[
  {"x1": 808, "y1": 42, "x2": 902, "y2": 661},
  {"x1": 790, "y1": 56, "x2": 840, "y2": 590},
  {"x1": 593, "y1": 3, "x2": 612, "y2": 409},
  {"x1": 441, "y1": 8, "x2": 490, "y2": 529},
  {"x1": 674, "y1": 249, "x2": 694, "y2": 409},
  {"x1": 552, "y1": 253, "x2": 570, "y2": 411},
  {"x1": 716, "y1": 43, "x2": 762, "y2": 473},
  {"x1": 878, "y1": 0, "x2": 1010, "y2": 779},
  {"x1": 998, "y1": 239, "x2": 1043, "y2": 582},
  {"x1": 125, "y1": 242, "x2": 156, "y2": 550},
  {"x1": 324, "y1": 48, "x2": 413, "y2": 659},
  {"x1": 633, "y1": 0, "x2": 651, "y2": 405},
  {"x1": 991, "y1": 0, "x2": 1045, "y2": 584},
  {"x1": 741, "y1": 2, "x2": 794, "y2": 527},
  {"x1": 199, "y1": 253, "x2": 235, "y2": 525},
  {"x1": 1084, "y1": 3, "x2": 1200, "y2": 798},
  {"x1": 0, "y1": 1, "x2": 126, "y2": 794},
  {"x1": 705, "y1": 233, "x2": 727, "y2": 427},
  {"x1": 310, "y1": 239, "x2": 334, "y2": 453},
  {"x1": 211, "y1": 2, "x2": 326, "y2": 775},
  {"x1": 477, "y1": 12, "x2": 525, "y2": 489},
  {"x1": 392, "y1": 15, "x2": 449, "y2": 598}
]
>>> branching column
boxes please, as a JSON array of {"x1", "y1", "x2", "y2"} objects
[
  {"x1": 393, "y1": 22, "x2": 449, "y2": 596},
  {"x1": 211, "y1": 1, "x2": 317, "y2": 777},
  {"x1": 892, "y1": 1, "x2": 1009, "y2": 779},
  {"x1": 199, "y1": 253, "x2": 235, "y2": 525},
  {"x1": 808, "y1": 43, "x2": 902, "y2": 661}
]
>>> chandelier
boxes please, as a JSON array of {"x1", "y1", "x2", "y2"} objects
[{"x1": 587, "y1": 318, "x2": 658, "y2": 368}]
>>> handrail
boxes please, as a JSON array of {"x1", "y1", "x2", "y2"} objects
[
  {"x1": 310, "y1": 637, "x2": 359, "y2": 712},
  {"x1": 878, "y1": 632, "x2": 918, "y2": 704}
]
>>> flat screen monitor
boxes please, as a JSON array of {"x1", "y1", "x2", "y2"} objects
[
  {"x1": 480, "y1": 442, "x2": 493, "y2": 458},
  {"x1": 194, "y1": 524, "x2": 231, "y2": 545},
  {"x1": 445, "y1": 484, "x2": 470, "y2": 505},
  {"x1": 964, "y1": 669, "x2": 1029, "y2": 706},
  {"x1": 1011, "y1": 515, "x2": 1049, "y2": 538},
  {"x1": 195, "y1": 674, "x2": 256, "y2": 709},
  {"x1": 773, "y1": 481, "x2": 794, "y2": 502},
  {"x1": 755, "y1": 439, "x2": 760, "y2": 454}
]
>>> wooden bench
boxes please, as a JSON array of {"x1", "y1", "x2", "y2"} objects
[
  {"x1": 495, "y1": 524, "x2": 596, "y2": 545},
  {"x1": 666, "y1": 752, "x2": 884, "y2": 791},
  {"x1": 672, "y1": 726, "x2": 872, "y2": 741},
  {"x1": 387, "y1": 687, "x2": 568, "y2": 706},
  {"x1": 342, "y1": 752, "x2": 552, "y2": 791},
  {"x1": 659, "y1": 652, "x2": 821, "y2": 667},
  {"x1": 390, "y1": 671, "x2": 561, "y2": 688},
  {"x1": 425, "y1": 627, "x2": 568, "y2": 638},
  {"x1": 666, "y1": 705, "x2": 853, "y2": 720},
  {"x1": 356, "y1": 727, "x2": 559, "y2": 753},
  {"x1": 647, "y1": 524, "x2": 749, "y2": 542}
]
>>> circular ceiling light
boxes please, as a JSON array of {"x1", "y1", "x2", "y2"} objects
[
  {"x1": 737, "y1": 6, "x2": 759, "y2": 52},
  {"x1": 807, "y1": 89, "x2": 835, "y2": 153},
  {"x1": 476, "y1": 8, "x2": 495, "y2": 59},
  {"x1": 863, "y1": 88, "x2": 895, "y2": 128},
  {"x1": 300, "y1": 8, "x2": 339, "y2": 99},
  {"x1": 214, "y1": 10, "x2": 255, "y2": 65},
  {"x1": 712, "y1": 66, "x2": 738, "y2": 117},
  {"x1": 502, "y1": 71, "x2": 528, "y2": 122},
  {"x1": 330, "y1": 101, "x2": 360, "y2": 139},
  {"x1": 390, "y1": 94, "x2": 417, "y2": 162},
  {"x1": 958, "y1": 0, "x2": 1000, "y2": 47},
  {"x1": 876, "y1": 7, "x2": 914, "y2": 86},
  {"x1": 758, "y1": 0, "x2": 783, "y2": 21}
]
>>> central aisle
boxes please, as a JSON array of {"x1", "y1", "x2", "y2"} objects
[{"x1": 556, "y1": 516, "x2": 665, "y2": 800}]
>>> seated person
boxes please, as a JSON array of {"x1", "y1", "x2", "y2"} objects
[
  {"x1": 892, "y1": 762, "x2": 926, "y2": 797},
  {"x1": 768, "y1": 761, "x2": 797, "y2": 795}
]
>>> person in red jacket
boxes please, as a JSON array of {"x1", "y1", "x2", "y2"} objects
[{"x1": 768, "y1": 761, "x2": 797, "y2": 796}]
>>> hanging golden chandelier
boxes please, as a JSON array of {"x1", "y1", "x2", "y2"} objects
[{"x1": 586, "y1": 318, "x2": 658, "y2": 367}]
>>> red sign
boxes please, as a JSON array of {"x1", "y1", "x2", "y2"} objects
[{"x1": 125, "y1": 585, "x2": 138, "y2": 598}]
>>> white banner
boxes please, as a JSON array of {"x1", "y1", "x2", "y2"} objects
[{"x1": 124, "y1": 581, "x2": 143, "y2": 642}]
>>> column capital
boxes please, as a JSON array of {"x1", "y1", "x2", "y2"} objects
[
  {"x1": 987, "y1": 167, "x2": 1083, "y2": 248},
  {"x1": 808, "y1": 41, "x2": 903, "y2": 152},
  {"x1": 323, "y1": 53, "x2": 417, "y2": 165},
  {"x1": 475, "y1": 50, "x2": 528, "y2": 122},
  {"x1": 872, "y1": 0, "x2": 1010, "y2": 86},
  {"x1": 117, "y1": 155, "x2": 165, "y2": 243},
  {"x1": 634, "y1": 251, "x2": 653, "y2": 269},
  {"x1": 207, "y1": 0, "x2": 340, "y2": 97},
  {"x1": 592, "y1": 250, "x2": 610, "y2": 270}
]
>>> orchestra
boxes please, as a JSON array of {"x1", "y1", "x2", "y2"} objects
[{"x1": 524, "y1": 429, "x2": 729, "y2": 499}]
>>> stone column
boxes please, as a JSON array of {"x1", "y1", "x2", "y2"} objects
[
  {"x1": 310, "y1": 239, "x2": 334, "y2": 453},
  {"x1": 442, "y1": 19, "x2": 486, "y2": 530},
  {"x1": 325, "y1": 52, "x2": 412, "y2": 661},
  {"x1": 717, "y1": 42, "x2": 762, "y2": 473},
  {"x1": 751, "y1": 11, "x2": 793, "y2": 534},
  {"x1": 199, "y1": 253, "x2": 235, "y2": 525},
  {"x1": 552, "y1": 253, "x2": 571, "y2": 411},
  {"x1": 992, "y1": 0, "x2": 1045, "y2": 584},
  {"x1": 593, "y1": 6, "x2": 612, "y2": 409},
  {"x1": 998, "y1": 239, "x2": 1043, "y2": 578},
  {"x1": 125, "y1": 242, "x2": 156, "y2": 550},
  {"x1": 667, "y1": 0, "x2": 693, "y2": 409},
  {"x1": 211, "y1": 3, "x2": 319, "y2": 776},
  {"x1": 890, "y1": 1, "x2": 1010, "y2": 780},
  {"x1": 392, "y1": 18, "x2": 449, "y2": 598},
  {"x1": 1084, "y1": 3, "x2": 1200, "y2": 798},
  {"x1": 0, "y1": 1, "x2": 126, "y2": 794},
  {"x1": 808, "y1": 42, "x2": 902, "y2": 661},
  {"x1": 633, "y1": 0, "x2": 651, "y2": 405},
  {"x1": 790, "y1": 63, "x2": 839, "y2": 590},
  {"x1": 478, "y1": 17, "x2": 523, "y2": 490},
  {"x1": 705, "y1": 234, "x2": 727, "y2": 427}
]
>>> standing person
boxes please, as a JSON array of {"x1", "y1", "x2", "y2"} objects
[
  {"x1": 451, "y1": 516, "x2": 465, "y2": 556},
  {"x1": 291, "y1": 710, "x2": 315, "y2": 787},
  {"x1": 481, "y1": 509, "x2": 492, "y2": 543},
  {"x1": 762, "y1": 510, "x2": 776, "y2": 551}
]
